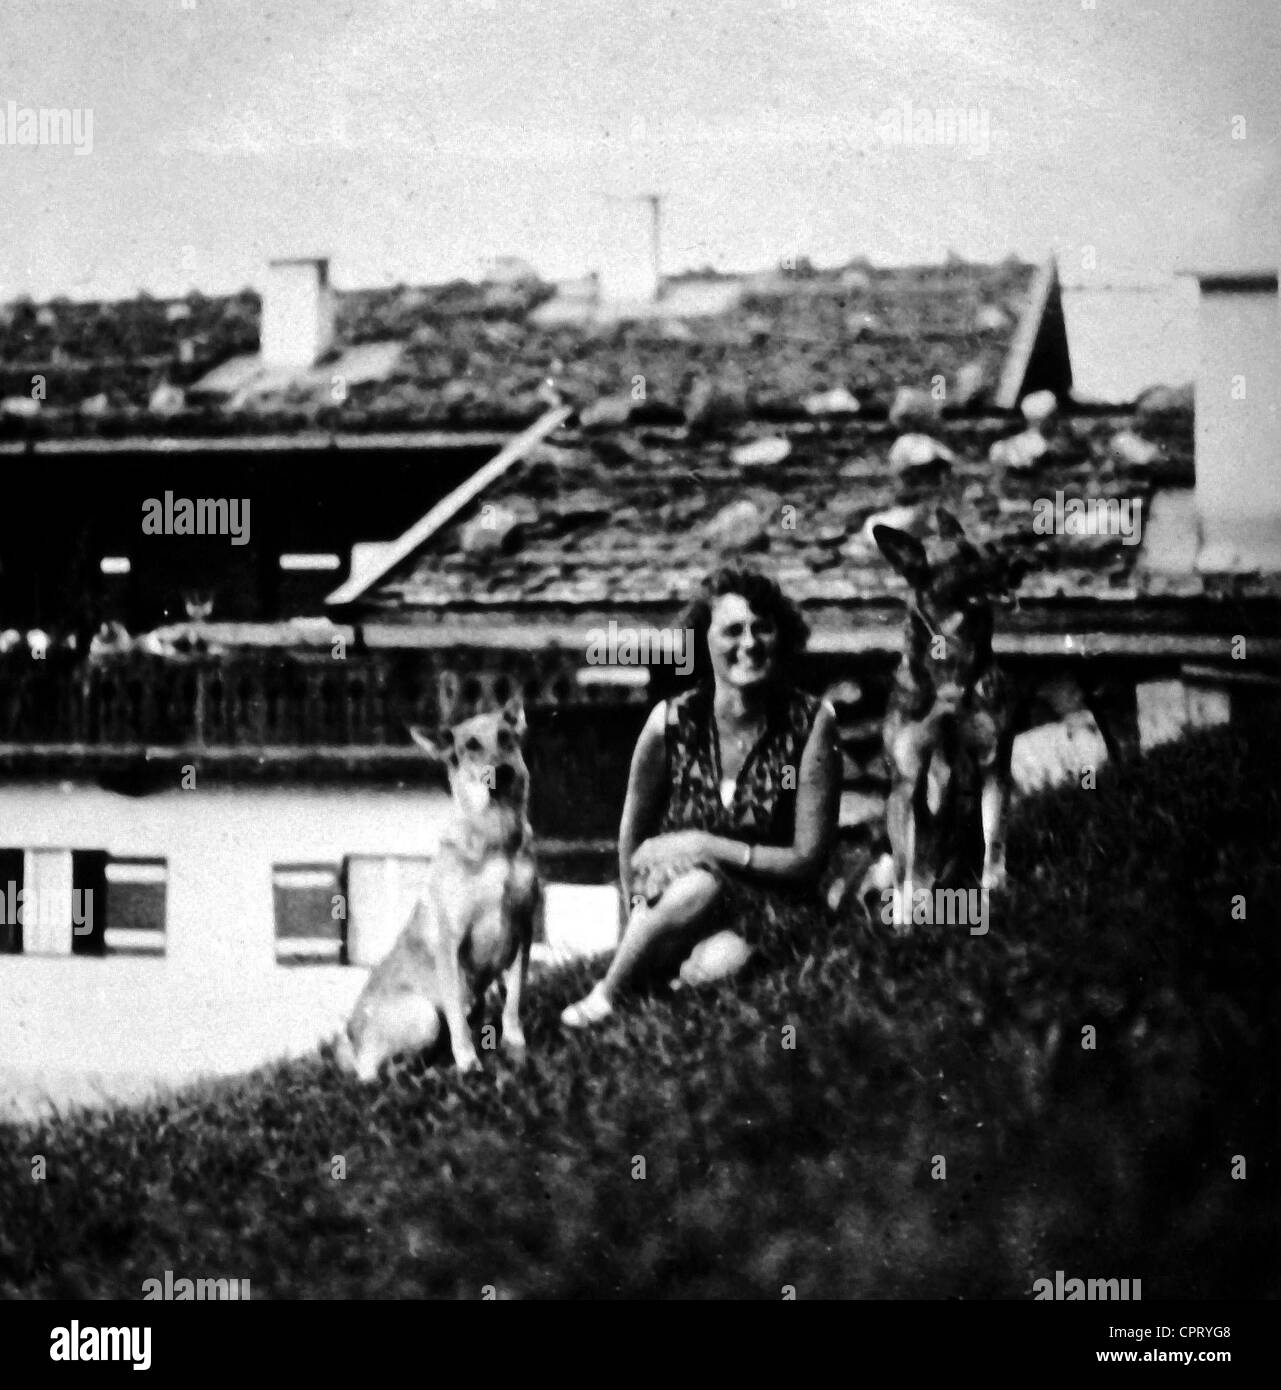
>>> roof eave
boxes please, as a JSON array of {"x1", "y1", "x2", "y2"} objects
[{"x1": 325, "y1": 405, "x2": 572, "y2": 607}]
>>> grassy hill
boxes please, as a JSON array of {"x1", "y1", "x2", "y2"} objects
[{"x1": 1, "y1": 716, "x2": 1277, "y2": 1299}]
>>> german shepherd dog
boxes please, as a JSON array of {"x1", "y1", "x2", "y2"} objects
[
  {"x1": 336, "y1": 698, "x2": 543, "y2": 1079},
  {"x1": 870, "y1": 509, "x2": 1027, "y2": 929}
]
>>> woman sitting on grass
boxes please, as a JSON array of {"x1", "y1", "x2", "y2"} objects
[{"x1": 561, "y1": 565, "x2": 842, "y2": 1028}]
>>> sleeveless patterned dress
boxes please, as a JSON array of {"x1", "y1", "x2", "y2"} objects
[{"x1": 633, "y1": 681, "x2": 824, "y2": 948}]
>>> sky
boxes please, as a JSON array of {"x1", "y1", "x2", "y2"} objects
[{"x1": 0, "y1": 0, "x2": 1278, "y2": 302}]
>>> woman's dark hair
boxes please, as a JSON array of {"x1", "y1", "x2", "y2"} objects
[{"x1": 679, "y1": 564, "x2": 810, "y2": 684}]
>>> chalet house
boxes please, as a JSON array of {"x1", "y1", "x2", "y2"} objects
[
  {"x1": 327, "y1": 255, "x2": 1280, "y2": 846},
  {"x1": 0, "y1": 247, "x2": 1277, "y2": 1075}
]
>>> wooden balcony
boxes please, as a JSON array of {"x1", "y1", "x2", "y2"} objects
[
  {"x1": 0, "y1": 646, "x2": 650, "y2": 750},
  {"x1": 0, "y1": 648, "x2": 646, "y2": 863}
]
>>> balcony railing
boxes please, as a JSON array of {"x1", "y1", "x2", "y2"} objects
[
  {"x1": 0, "y1": 647, "x2": 635, "y2": 750},
  {"x1": 0, "y1": 646, "x2": 649, "y2": 862}
]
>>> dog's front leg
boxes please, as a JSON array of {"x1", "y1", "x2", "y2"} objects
[
  {"x1": 440, "y1": 966, "x2": 480, "y2": 1073},
  {"x1": 885, "y1": 779, "x2": 917, "y2": 931},
  {"x1": 980, "y1": 772, "x2": 1008, "y2": 892},
  {"x1": 502, "y1": 879, "x2": 541, "y2": 1060},
  {"x1": 500, "y1": 937, "x2": 531, "y2": 1061},
  {"x1": 434, "y1": 913, "x2": 481, "y2": 1073},
  {"x1": 898, "y1": 801, "x2": 917, "y2": 932},
  {"x1": 887, "y1": 724, "x2": 928, "y2": 932}
]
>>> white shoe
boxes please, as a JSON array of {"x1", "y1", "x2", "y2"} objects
[{"x1": 560, "y1": 986, "x2": 614, "y2": 1028}]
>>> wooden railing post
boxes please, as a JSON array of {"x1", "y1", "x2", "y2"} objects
[{"x1": 193, "y1": 663, "x2": 207, "y2": 747}]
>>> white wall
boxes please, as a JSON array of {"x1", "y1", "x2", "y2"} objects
[
  {"x1": 1060, "y1": 281, "x2": 1197, "y2": 405},
  {"x1": 0, "y1": 781, "x2": 451, "y2": 977},
  {"x1": 0, "y1": 879, "x2": 620, "y2": 1117},
  {"x1": 0, "y1": 781, "x2": 622, "y2": 1105},
  {"x1": 0, "y1": 955, "x2": 366, "y2": 1085},
  {"x1": 1194, "y1": 281, "x2": 1281, "y2": 572},
  {"x1": 261, "y1": 261, "x2": 334, "y2": 367},
  {"x1": 0, "y1": 781, "x2": 622, "y2": 973}
]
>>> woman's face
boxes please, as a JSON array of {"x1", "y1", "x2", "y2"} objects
[{"x1": 707, "y1": 592, "x2": 779, "y2": 691}]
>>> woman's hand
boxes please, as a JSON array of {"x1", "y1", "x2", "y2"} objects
[{"x1": 631, "y1": 830, "x2": 715, "y2": 873}]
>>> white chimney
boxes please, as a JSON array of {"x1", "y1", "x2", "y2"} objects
[
  {"x1": 595, "y1": 196, "x2": 661, "y2": 306},
  {"x1": 1178, "y1": 265, "x2": 1281, "y2": 573},
  {"x1": 262, "y1": 257, "x2": 335, "y2": 367}
]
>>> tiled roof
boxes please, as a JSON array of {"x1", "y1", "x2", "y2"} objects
[
  {"x1": 352, "y1": 410, "x2": 1196, "y2": 618},
  {"x1": 332, "y1": 259, "x2": 1037, "y2": 425},
  {"x1": 0, "y1": 260, "x2": 1035, "y2": 438}
]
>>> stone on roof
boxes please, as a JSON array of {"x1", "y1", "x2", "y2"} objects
[
  {"x1": 804, "y1": 387, "x2": 860, "y2": 416},
  {"x1": 889, "y1": 432, "x2": 955, "y2": 473},
  {"x1": 889, "y1": 386, "x2": 940, "y2": 431},
  {"x1": 989, "y1": 428, "x2": 1049, "y2": 470},
  {"x1": 731, "y1": 436, "x2": 792, "y2": 468},
  {"x1": 1020, "y1": 390, "x2": 1059, "y2": 426}
]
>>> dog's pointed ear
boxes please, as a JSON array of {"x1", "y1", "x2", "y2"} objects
[
  {"x1": 873, "y1": 525, "x2": 930, "y2": 587},
  {"x1": 935, "y1": 507, "x2": 968, "y2": 542},
  {"x1": 407, "y1": 724, "x2": 452, "y2": 763},
  {"x1": 500, "y1": 695, "x2": 527, "y2": 738}
]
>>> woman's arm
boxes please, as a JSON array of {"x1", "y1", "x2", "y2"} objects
[
  {"x1": 618, "y1": 700, "x2": 670, "y2": 905},
  {"x1": 644, "y1": 699, "x2": 842, "y2": 886}
]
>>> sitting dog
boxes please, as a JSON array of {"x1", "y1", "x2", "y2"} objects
[
  {"x1": 870, "y1": 509, "x2": 1027, "y2": 928},
  {"x1": 336, "y1": 698, "x2": 543, "y2": 1079}
]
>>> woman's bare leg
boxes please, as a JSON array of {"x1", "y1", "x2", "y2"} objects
[
  {"x1": 600, "y1": 869, "x2": 722, "y2": 998},
  {"x1": 561, "y1": 869, "x2": 722, "y2": 1025}
]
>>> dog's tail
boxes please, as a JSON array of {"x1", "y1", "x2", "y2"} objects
[{"x1": 333, "y1": 1028, "x2": 354, "y2": 1070}]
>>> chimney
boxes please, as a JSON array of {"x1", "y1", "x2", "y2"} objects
[
  {"x1": 261, "y1": 257, "x2": 334, "y2": 367},
  {"x1": 1177, "y1": 263, "x2": 1281, "y2": 573},
  {"x1": 596, "y1": 195, "x2": 661, "y2": 306}
]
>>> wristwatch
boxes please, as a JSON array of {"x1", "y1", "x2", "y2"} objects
[{"x1": 741, "y1": 842, "x2": 753, "y2": 871}]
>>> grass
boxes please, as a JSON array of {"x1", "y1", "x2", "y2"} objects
[{"x1": 1, "y1": 717, "x2": 1278, "y2": 1299}]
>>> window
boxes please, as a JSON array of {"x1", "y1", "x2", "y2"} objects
[
  {"x1": 0, "y1": 851, "x2": 165, "y2": 956},
  {"x1": 274, "y1": 864, "x2": 344, "y2": 965},
  {"x1": 103, "y1": 859, "x2": 167, "y2": 956},
  {"x1": 278, "y1": 554, "x2": 341, "y2": 571},
  {"x1": 0, "y1": 848, "x2": 22, "y2": 954}
]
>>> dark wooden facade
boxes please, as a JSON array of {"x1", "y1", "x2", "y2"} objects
[{"x1": 0, "y1": 435, "x2": 498, "y2": 634}]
